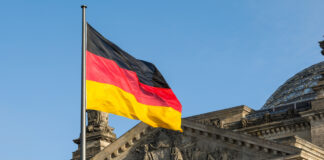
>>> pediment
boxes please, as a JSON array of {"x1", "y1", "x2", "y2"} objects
[{"x1": 92, "y1": 119, "x2": 300, "y2": 160}]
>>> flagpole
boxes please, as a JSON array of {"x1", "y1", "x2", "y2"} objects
[{"x1": 81, "y1": 5, "x2": 87, "y2": 160}]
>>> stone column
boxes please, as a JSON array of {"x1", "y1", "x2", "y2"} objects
[{"x1": 72, "y1": 110, "x2": 116, "y2": 160}]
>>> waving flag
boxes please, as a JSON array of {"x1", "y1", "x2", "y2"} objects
[{"x1": 86, "y1": 24, "x2": 182, "y2": 131}]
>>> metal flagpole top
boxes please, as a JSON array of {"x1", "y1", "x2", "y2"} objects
[{"x1": 81, "y1": 5, "x2": 87, "y2": 8}]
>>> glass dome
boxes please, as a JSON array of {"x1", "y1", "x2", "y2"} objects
[{"x1": 262, "y1": 61, "x2": 324, "y2": 109}]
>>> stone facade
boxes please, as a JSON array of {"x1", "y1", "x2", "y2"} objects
[{"x1": 72, "y1": 57, "x2": 324, "y2": 159}]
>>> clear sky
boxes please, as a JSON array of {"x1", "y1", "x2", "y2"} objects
[{"x1": 1, "y1": 1, "x2": 324, "y2": 159}]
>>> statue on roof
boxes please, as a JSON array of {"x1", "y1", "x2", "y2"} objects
[{"x1": 319, "y1": 40, "x2": 324, "y2": 56}]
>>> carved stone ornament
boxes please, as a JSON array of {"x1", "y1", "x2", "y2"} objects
[
  {"x1": 143, "y1": 144, "x2": 155, "y2": 160},
  {"x1": 131, "y1": 129, "x2": 239, "y2": 160},
  {"x1": 212, "y1": 118, "x2": 223, "y2": 128},
  {"x1": 241, "y1": 118, "x2": 248, "y2": 128},
  {"x1": 87, "y1": 110, "x2": 114, "y2": 133},
  {"x1": 198, "y1": 118, "x2": 223, "y2": 128},
  {"x1": 171, "y1": 146, "x2": 183, "y2": 160}
]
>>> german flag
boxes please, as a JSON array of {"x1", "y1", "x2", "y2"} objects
[{"x1": 86, "y1": 24, "x2": 182, "y2": 131}]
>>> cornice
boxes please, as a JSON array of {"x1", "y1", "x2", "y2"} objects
[
  {"x1": 182, "y1": 120, "x2": 300, "y2": 156},
  {"x1": 185, "y1": 105, "x2": 253, "y2": 121},
  {"x1": 235, "y1": 117, "x2": 310, "y2": 138},
  {"x1": 300, "y1": 109, "x2": 324, "y2": 122}
]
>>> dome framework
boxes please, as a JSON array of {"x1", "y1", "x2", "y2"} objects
[{"x1": 262, "y1": 61, "x2": 324, "y2": 109}]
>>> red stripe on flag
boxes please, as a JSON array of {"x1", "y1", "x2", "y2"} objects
[{"x1": 86, "y1": 51, "x2": 182, "y2": 112}]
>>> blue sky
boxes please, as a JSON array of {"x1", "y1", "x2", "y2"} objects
[{"x1": 1, "y1": 1, "x2": 324, "y2": 159}]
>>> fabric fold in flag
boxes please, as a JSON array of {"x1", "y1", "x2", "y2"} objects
[{"x1": 86, "y1": 24, "x2": 182, "y2": 131}]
